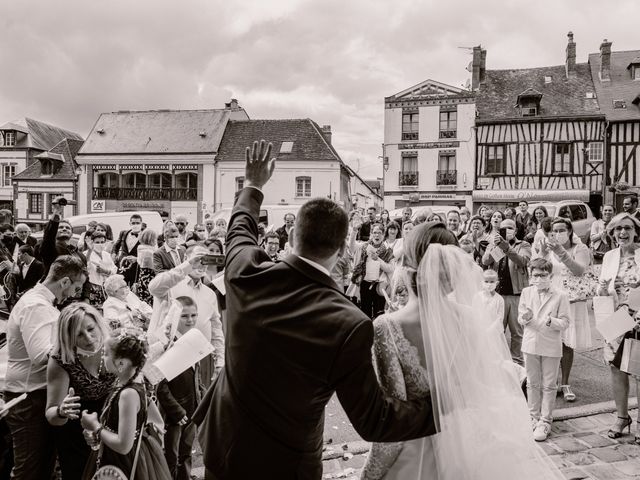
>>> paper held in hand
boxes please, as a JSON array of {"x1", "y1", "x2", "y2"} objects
[
  {"x1": 147, "y1": 299, "x2": 182, "y2": 345},
  {"x1": 490, "y1": 246, "x2": 505, "y2": 263},
  {"x1": 594, "y1": 297, "x2": 636, "y2": 343},
  {"x1": 627, "y1": 287, "x2": 640, "y2": 312},
  {"x1": 143, "y1": 328, "x2": 214, "y2": 385}
]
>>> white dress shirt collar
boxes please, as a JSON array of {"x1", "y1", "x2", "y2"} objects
[{"x1": 296, "y1": 255, "x2": 331, "y2": 278}]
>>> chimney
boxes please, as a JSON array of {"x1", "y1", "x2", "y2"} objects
[
  {"x1": 600, "y1": 39, "x2": 612, "y2": 81},
  {"x1": 471, "y1": 46, "x2": 487, "y2": 91},
  {"x1": 321, "y1": 125, "x2": 332, "y2": 145},
  {"x1": 225, "y1": 98, "x2": 240, "y2": 110},
  {"x1": 565, "y1": 32, "x2": 576, "y2": 78}
]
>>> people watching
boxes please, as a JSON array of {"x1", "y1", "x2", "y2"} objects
[
  {"x1": 275, "y1": 213, "x2": 296, "y2": 251},
  {"x1": 597, "y1": 212, "x2": 640, "y2": 442},
  {"x1": 4, "y1": 256, "x2": 87, "y2": 478},
  {"x1": 13, "y1": 245, "x2": 44, "y2": 298},
  {"x1": 482, "y1": 218, "x2": 531, "y2": 366},
  {"x1": 45, "y1": 303, "x2": 115, "y2": 479},
  {"x1": 446, "y1": 210, "x2": 463, "y2": 239},
  {"x1": 357, "y1": 206, "x2": 377, "y2": 242},
  {"x1": 154, "y1": 226, "x2": 186, "y2": 273},
  {"x1": 621, "y1": 195, "x2": 640, "y2": 221},
  {"x1": 112, "y1": 214, "x2": 143, "y2": 287},
  {"x1": 459, "y1": 206, "x2": 471, "y2": 234},
  {"x1": 174, "y1": 214, "x2": 191, "y2": 245},
  {"x1": 352, "y1": 223, "x2": 395, "y2": 319},
  {"x1": 533, "y1": 217, "x2": 592, "y2": 403},
  {"x1": 156, "y1": 295, "x2": 205, "y2": 479},
  {"x1": 264, "y1": 232, "x2": 281, "y2": 261},
  {"x1": 132, "y1": 228, "x2": 158, "y2": 306},
  {"x1": 102, "y1": 274, "x2": 153, "y2": 331},
  {"x1": 400, "y1": 207, "x2": 412, "y2": 225},
  {"x1": 384, "y1": 220, "x2": 402, "y2": 260},
  {"x1": 486, "y1": 210, "x2": 506, "y2": 235},
  {"x1": 516, "y1": 200, "x2": 531, "y2": 227},
  {"x1": 85, "y1": 230, "x2": 118, "y2": 306},
  {"x1": 590, "y1": 205, "x2": 616, "y2": 266}
]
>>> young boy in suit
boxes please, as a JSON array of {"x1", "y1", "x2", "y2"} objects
[
  {"x1": 157, "y1": 296, "x2": 204, "y2": 480},
  {"x1": 519, "y1": 258, "x2": 570, "y2": 442}
]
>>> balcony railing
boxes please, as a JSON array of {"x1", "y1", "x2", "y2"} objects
[
  {"x1": 401, "y1": 132, "x2": 418, "y2": 141},
  {"x1": 436, "y1": 169, "x2": 457, "y2": 186},
  {"x1": 398, "y1": 171, "x2": 419, "y2": 186},
  {"x1": 439, "y1": 129, "x2": 457, "y2": 139},
  {"x1": 93, "y1": 187, "x2": 197, "y2": 201}
]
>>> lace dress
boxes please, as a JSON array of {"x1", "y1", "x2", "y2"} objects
[
  {"x1": 361, "y1": 314, "x2": 436, "y2": 480},
  {"x1": 51, "y1": 354, "x2": 116, "y2": 480}
]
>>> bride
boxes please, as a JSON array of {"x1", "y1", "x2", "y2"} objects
[{"x1": 361, "y1": 222, "x2": 563, "y2": 480}]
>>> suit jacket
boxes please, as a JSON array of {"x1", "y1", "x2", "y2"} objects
[
  {"x1": 112, "y1": 229, "x2": 140, "y2": 264},
  {"x1": 37, "y1": 217, "x2": 87, "y2": 279},
  {"x1": 157, "y1": 362, "x2": 205, "y2": 425},
  {"x1": 519, "y1": 286, "x2": 570, "y2": 357},
  {"x1": 193, "y1": 187, "x2": 436, "y2": 480},
  {"x1": 152, "y1": 246, "x2": 186, "y2": 273},
  {"x1": 16, "y1": 259, "x2": 44, "y2": 296}
]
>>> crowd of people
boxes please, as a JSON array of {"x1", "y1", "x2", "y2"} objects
[
  {"x1": 0, "y1": 138, "x2": 639, "y2": 478},
  {"x1": 0, "y1": 202, "x2": 227, "y2": 479}
]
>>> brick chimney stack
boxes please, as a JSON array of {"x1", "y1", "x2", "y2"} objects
[
  {"x1": 321, "y1": 125, "x2": 332, "y2": 145},
  {"x1": 225, "y1": 98, "x2": 240, "y2": 110},
  {"x1": 471, "y1": 46, "x2": 487, "y2": 91},
  {"x1": 600, "y1": 39, "x2": 612, "y2": 81},
  {"x1": 565, "y1": 32, "x2": 576, "y2": 78}
]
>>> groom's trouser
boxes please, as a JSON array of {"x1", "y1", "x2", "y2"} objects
[
  {"x1": 503, "y1": 294, "x2": 524, "y2": 366},
  {"x1": 524, "y1": 353, "x2": 561, "y2": 424}
]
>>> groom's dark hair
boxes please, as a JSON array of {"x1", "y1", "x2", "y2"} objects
[{"x1": 294, "y1": 198, "x2": 348, "y2": 259}]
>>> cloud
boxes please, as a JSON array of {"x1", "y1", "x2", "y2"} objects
[{"x1": 0, "y1": 0, "x2": 638, "y2": 183}]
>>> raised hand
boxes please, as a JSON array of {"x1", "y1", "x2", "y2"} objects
[
  {"x1": 245, "y1": 140, "x2": 276, "y2": 190},
  {"x1": 59, "y1": 387, "x2": 81, "y2": 420}
]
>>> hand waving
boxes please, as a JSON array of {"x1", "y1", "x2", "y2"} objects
[{"x1": 245, "y1": 140, "x2": 276, "y2": 190}]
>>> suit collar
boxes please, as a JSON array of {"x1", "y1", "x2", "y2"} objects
[{"x1": 281, "y1": 254, "x2": 341, "y2": 292}]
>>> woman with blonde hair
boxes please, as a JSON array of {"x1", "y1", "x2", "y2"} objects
[{"x1": 45, "y1": 303, "x2": 116, "y2": 479}]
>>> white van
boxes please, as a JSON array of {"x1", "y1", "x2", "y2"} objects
[
  {"x1": 210, "y1": 204, "x2": 303, "y2": 230},
  {"x1": 66, "y1": 211, "x2": 164, "y2": 236}
]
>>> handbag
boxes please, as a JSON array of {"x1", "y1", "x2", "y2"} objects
[
  {"x1": 620, "y1": 331, "x2": 640, "y2": 378},
  {"x1": 592, "y1": 238, "x2": 611, "y2": 261}
]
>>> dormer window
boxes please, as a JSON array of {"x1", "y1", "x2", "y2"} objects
[
  {"x1": 627, "y1": 57, "x2": 640, "y2": 80},
  {"x1": 515, "y1": 88, "x2": 543, "y2": 117},
  {"x1": 42, "y1": 160, "x2": 53, "y2": 175},
  {"x1": 0, "y1": 131, "x2": 16, "y2": 147},
  {"x1": 280, "y1": 141, "x2": 293, "y2": 154},
  {"x1": 613, "y1": 99, "x2": 627, "y2": 109}
]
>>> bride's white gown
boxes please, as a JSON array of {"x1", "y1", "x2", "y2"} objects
[{"x1": 360, "y1": 244, "x2": 565, "y2": 480}]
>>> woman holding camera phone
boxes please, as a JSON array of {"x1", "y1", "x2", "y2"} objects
[{"x1": 533, "y1": 218, "x2": 591, "y2": 402}]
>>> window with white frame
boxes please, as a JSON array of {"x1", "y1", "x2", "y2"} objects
[
  {"x1": 3, "y1": 164, "x2": 15, "y2": 186},
  {"x1": 553, "y1": 143, "x2": 573, "y2": 173},
  {"x1": 296, "y1": 176, "x2": 311, "y2": 197},
  {"x1": 439, "y1": 109, "x2": 457, "y2": 138},
  {"x1": 4, "y1": 131, "x2": 15, "y2": 146},
  {"x1": 587, "y1": 142, "x2": 603, "y2": 162},
  {"x1": 235, "y1": 176, "x2": 244, "y2": 192},
  {"x1": 402, "y1": 111, "x2": 419, "y2": 141}
]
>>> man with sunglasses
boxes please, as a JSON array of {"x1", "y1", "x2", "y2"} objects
[{"x1": 174, "y1": 214, "x2": 191, "y2": 246}]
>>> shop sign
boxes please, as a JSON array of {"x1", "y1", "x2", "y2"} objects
[
  {"x1": 398, "y1": 141, "x2": 460, "y2": 150},
  {"x1": 172, "y1": 164, "x2": 199, "y2": 171},
  {"x1": 91, "y1": 200, "x2": 106, "y2": 213},
  {"x1": 403, "y1": 193, "x2": 468, "y2": 201},
  {"x1": 121, "y1": 202, "x2": 170, "y2": 210},
  {"x1": 472, "y1": 189, "x2": 591, "y2": 202},
  {"x1": 92, "y1": 165, "x2": 117, "y2": 171}
]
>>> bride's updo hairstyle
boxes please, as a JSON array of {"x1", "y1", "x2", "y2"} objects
[{"x1": 403, "y1": 221, "x2": 458, "y2": 294}]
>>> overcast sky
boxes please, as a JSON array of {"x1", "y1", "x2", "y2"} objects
[{"x1": 1, "y1": 0, "x2": 638, "y2": 179}]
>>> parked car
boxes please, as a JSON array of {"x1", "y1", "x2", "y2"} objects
[
  {"x1": 209, "y1": 204, "x2": 303, "y2": 231},
  {"x1": 528, "y1": 201, "x2": 595, "y2": 243}
]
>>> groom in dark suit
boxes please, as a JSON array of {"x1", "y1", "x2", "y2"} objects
[{"x1": 193, "y1": 140, "x2": 437, "y2": 479}]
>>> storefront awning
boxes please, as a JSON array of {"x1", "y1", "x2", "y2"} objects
[{"x1": 472, "y1": 189, "x2": 591, "y2": 203}]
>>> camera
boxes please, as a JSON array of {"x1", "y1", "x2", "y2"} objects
[
  {"x1": 52, "y1": 196, "x2": 77, "y2": 207},
  {"x1": 201, "y1": 254, "x2": 226, "y2": 266}
]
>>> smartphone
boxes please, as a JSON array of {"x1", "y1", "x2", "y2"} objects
[
  {"x1": 499, "y1": 227, "x2": 507, "y2": 239},
  {"x1": 201, "y1": 254, "x2": 225, "y2": 266}
]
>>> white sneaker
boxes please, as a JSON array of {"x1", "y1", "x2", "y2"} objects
[
  {"x1": 533, "y1": 421, "x2": 551, "y2": 442},
  {"x1": 531, "y1": 417, "x2": 539, "y2": 430}
]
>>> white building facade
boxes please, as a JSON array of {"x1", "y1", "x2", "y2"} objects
[{"x1": 383, "y1": 80, "x2": 475, "y2": 210}]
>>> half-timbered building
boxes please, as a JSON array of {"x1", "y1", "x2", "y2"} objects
[
  {"x1": 474, "y1": 34, "x2": 606, "y2": 212},
  {"x1": 589, "y1": 42, "x2": 640, "y2": 209}
]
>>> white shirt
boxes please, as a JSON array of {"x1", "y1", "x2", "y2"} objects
[
  {"x1": 21, "y1": 259, "x2": 32, "y2": 278},
  {"x1": 103, "y1": 292, "x2": 153, "y2": 330},
  {"x1": 148, "y1": 262, "x2": 224, "y2": 369},
  {"x1": 472, "y1": 290, "x2": 505, "y2": 332},
  {"x1": 5, "y1": 283, "x2": 58, "y2": 392},
  {"x1": 164, "y1": 243, "x2": 181, "y2": 267},
  {"x1": 297, "y1": 255, "x2": 331, "y2": 278}
]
